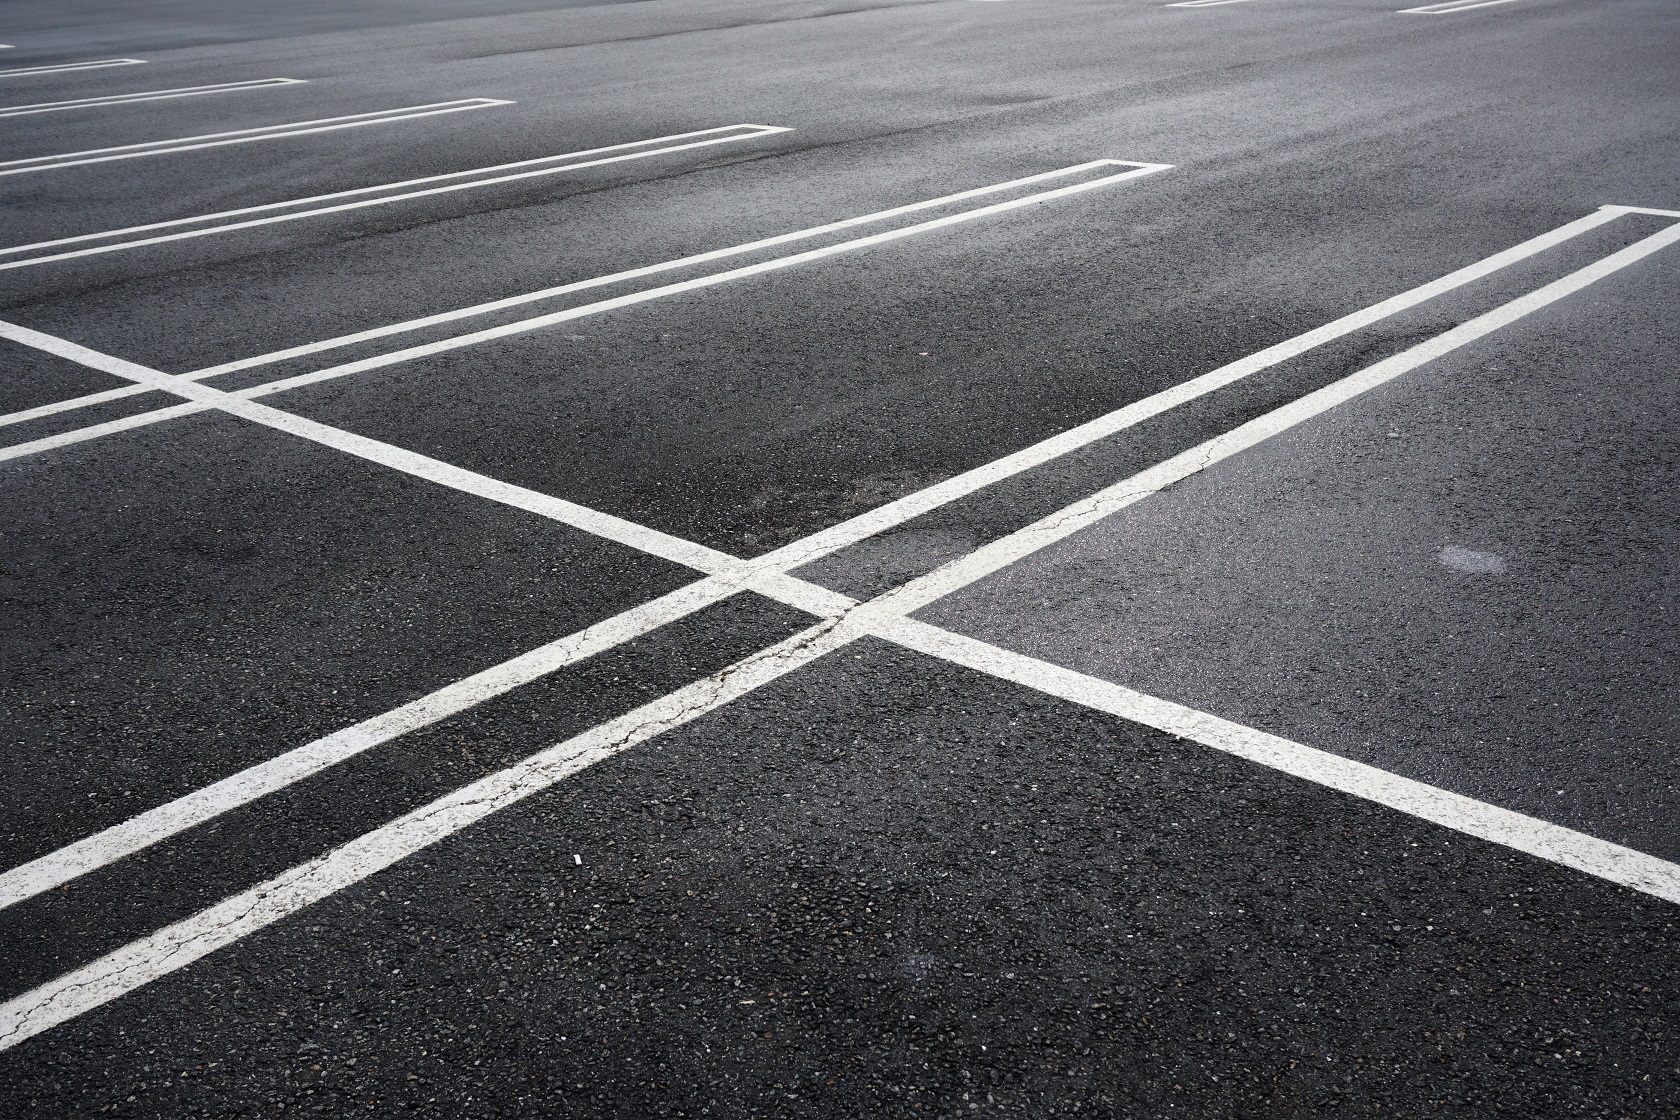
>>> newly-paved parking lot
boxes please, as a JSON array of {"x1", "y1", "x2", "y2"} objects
[{"x1": 1, "y1": 0, "x2": 1676, "y2": 1115}]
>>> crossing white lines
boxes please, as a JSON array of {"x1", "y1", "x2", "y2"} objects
[
  {"x1": 0, "y1": 99, "x2": 512, "y2": 177},
  {"x1": 2, "y1": 210, "x2": 1678, "y2": 1048},
  {"x1": 0, "y1": 124, "x2": 789, "y2": 265},
  {"x1": 0, "y1": 207, "x2": 1673, "y2": 921},
  {"x1": 0, "y1": 58, "x2": 144, "y2": 78},
  {"x1": 0, "y1": 77, "x2": 303, "y2": 118},
  {"x1": 1166, "y1": 0, "x2": 1258, "y2": 8}
]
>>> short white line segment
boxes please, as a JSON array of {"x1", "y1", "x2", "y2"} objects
[
  {"x1": 0, "y1": 124, "x2": 788, "y2": 264},
  {"x1": 0, "y1": 99, "x2": 511, "y2": 176},
  {"x1": 1401, "y1": 0, "x2": 1525, "y2": 11},
  {"x1": 0, "y1": 58, "x2": 143, "y2": 78},
  {"x1": 0, "y1": 77, "x2": 303, "y2": 118}
]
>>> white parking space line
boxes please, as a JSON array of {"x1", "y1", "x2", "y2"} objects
[
  {"x1": 1401, "y1": 0, "x2": 1525, "y2": 11},
  {"x1": 0, "y1": 207, "x2": 1667, "y2": 912},
  {"x1": 0, "y1": 124, "x2": 789, "y2": 266},
  {"x1": 1167, "y1": 0, "x2": 1258, "y2": 8},
  {"x1": 0, "y1": 160, "x2": 1169, "y2": 443},
  {"x1": 4, "y1": 208, "x2": 1678, "y2": 1043},
  {"x1": 878, "y1": 619, "x2": 1680, "y2": 904},
  {"x1": 0, "y1": 99, "x2": 512, "y2": 177},
  {"x1": 185, "y1": 160, "x2": 1163, "y2": 380},
  {"x1": 868, "y1": 221, "x2": 1680, "y2": 618},
  {"x1": 0, "y1": 77, "x2": 303, "y2": 118},
  {"x1": 0, "y1": 384, "x2": 155, "y2": 429},
  {"x1": 0, "y1": 58, "x2": 144, "y2": 78}
]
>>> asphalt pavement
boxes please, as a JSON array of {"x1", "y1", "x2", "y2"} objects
[{"x1": 0, "y1": 0, "x2": 1676, "y2": 1116}]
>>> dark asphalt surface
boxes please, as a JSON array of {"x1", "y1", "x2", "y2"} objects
[{"x1": 1, "y1": 0, "x2": 1677, "y2": 1115}]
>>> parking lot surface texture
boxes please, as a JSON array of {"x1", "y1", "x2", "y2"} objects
[{"x1": 0, "y1": 0, "x2": 1675, "y2": 1116}]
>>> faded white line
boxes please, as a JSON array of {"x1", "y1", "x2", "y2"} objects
[
  {"x1": 0, "y1": 77, "x2": 303, "y2": 118},
  {"x1": 0, "y1": 58, "x2": 143, "y2": 78},
  {"x1": 0, "y1": 124, "x2": 788, "y2": 265},
  {"x1": 1401, "y1": 0, "x2": 1525, "y2": 11},
  {"x1": 0, "y1": 99, "x2": 511, "y2": 176}
]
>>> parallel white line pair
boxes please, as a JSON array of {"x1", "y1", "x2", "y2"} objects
[
  {"x1": 1, "y1": 206, "x2": 1678, "y2": 1052},
  {"x1": 0, "y1": 160, "x2": 1166, "y2": 445},
  {"x1": 0, "y1": 77, "x2": 303, "y2": 119},
  {"x1": 0, "y1": 123, "x2": 788, "y2": 263},
  {"x1": 1401, "y1": 0, "x2": 1526, "y2": 11},
  {"x1": 0, "y1": 98, "x2": 512, "y2": 177},
  {"x1": 0, "y1": 58, "x2": 143, "y2": 78}
]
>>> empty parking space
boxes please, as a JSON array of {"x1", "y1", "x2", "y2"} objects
[{"x1": 0, "y1": 0, "x2": 1675, "y2": 1113}]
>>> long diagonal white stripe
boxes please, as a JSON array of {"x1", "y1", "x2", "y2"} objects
[
  {"x1": 0, "y1": 124, "x2": 788, "y2": 265},
  {"x1": 0, "y1": 214, "x2": 1676, "y2": 1053}
]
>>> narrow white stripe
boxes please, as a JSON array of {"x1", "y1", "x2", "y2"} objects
[
  {"x1": 872, "y1": 221, "x2": 1680, "y2": 617},
  {"x1": 226, "y1": 164, "x2": 1173, "y2": 397},
  {"x1": 752, "y1": 207, "x2": 1627, "y2": 573},
  {"x1": 0, "y1": 58, "x2": 143, "y2": 78},
  {"x1": 0, "y1": 620, "x2": 854, "y2": 1053},
  {"x1": 0, "y1": 383, "x2": 153, "y2": 429},
  {"x1": 1401, "y1": 0, "x2": 1524, "y2": 10},
  {"x1": 0, "y1": 99, "x2": 510, "y2": 176},
  {"x1": 0, "y1": 400, "x2": 210, "y2": 464},
  {"x1": 0, "y1": 124, "x2": 787, "y2": 262},
  {"x1": 875, "y1": 617, "x2": 1680, "y2": 904},
  {"x1": 0, "y1": 577, "x2": 739, "y2": 908},
  {"x1": 0, "y1": 77, "x2": 303, "y2": 118},
  {"x1": 185, "y1": 160, "x2": 1166, "y2": 381}
]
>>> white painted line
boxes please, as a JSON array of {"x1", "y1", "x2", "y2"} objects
[
  {"x1": 755, "y1": 206, "x2": 1629, "y2": 573},
  {"x1": 0, "y1": 209, "x2": 1668, "y2": 901},
  {"x1": 0, "y1": 201, "x2": 1619, "y2": 464},
  {"x1": 0, "y1": 77, "x2": 303, "y2": 118},
  {"x1": 0, "y1": 319, "x2": 745, "y2": 574},
  {"x1": 1167, "y1": 0, "x2": 1257, "y2": 7},
  {"x1": 0, "y1": 161, "x2": 1166, "y2": 455},
  {"x1": 0, "y1": 618, "x2": 855, "y2": 1054},
  {"x1": 0, "y1": 58, "x2": 143, "y2": 78},
  {"x1": 1607, "y1": 204, "x2": 1680, "y2": 219},
  {"x1": 0, "y1": 399, "x2": 211, "y2": 463},
  {"x1": 0, "y1": 124, "x2": 789, "y2": 265},
  {"x1": 184, "y1": 159, "x2": 1166, "y2": 382},
  {"x1": 0, "y1": 383, "x2": 153, "y2": 430},
  {"x1": 1401, "y1": 0, "x2": 1524, "y2": 10},
  {"x1": 875, "y1": 617, "x2": 1680, "y2": 905},
  {"x1": 869, "y1": 220, "x2": 1680, "y2": 619},
  {"x1": 1, "y1": 214, "x2": 1676, "y2": 1041},
  {"x1": 0, "y1": 577, "x2": 740, "y2": 909},
  {"x1": 232, "y1": 162, "x2": 1173, "y2": 395},
  {"x1": 0, "y1": 99, "x2": 511, "y2": 176}
]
